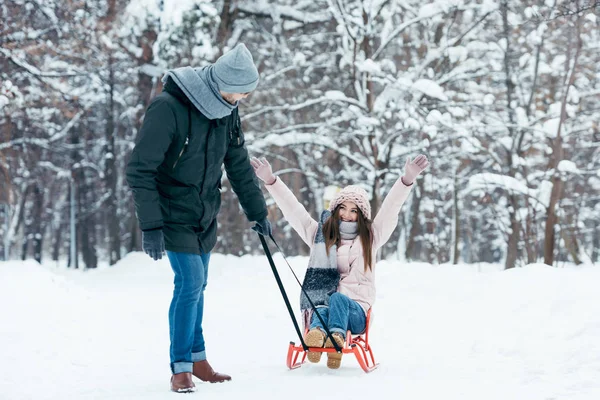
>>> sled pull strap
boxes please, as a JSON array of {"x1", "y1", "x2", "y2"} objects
[
  {"x1": 264, "y1": 233, "x2": 343, "y2": 354},
  {"x1": 258, "y1": 233, "x2": 309, "y2": 351}
]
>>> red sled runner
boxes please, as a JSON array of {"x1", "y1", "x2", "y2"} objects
[{"x1": 286, "y1": 308, "x2": 379, "y2": 373}]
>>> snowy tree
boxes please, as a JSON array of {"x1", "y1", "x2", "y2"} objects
[{"x1": 1, "y1": 0, "x2": 597, "y2": 267}]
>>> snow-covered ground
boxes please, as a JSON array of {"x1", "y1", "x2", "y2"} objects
[{"x1": 1, "y1": 253, "x2": 599, "y2": 400}]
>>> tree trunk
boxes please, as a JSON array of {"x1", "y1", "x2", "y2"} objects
[
  {"x1": 452, "y1": 171, "x2": 460, "y2": 264},
  {"x1": 543, "y1": 10, "x2": 582, "y2": 266},
  {"x1": 560, "y1": 229, "x2": 582, "y2": 265},
  {"x1": 501, "y1": 1, "x2": 520, "y2": 270},
  {"x1": 505, "y1": 196, "x2": 520, "y2": 269},
  {"x1": 68, "y1": 178, "x2": 78, "y2": 269},
  {"x1": 405, "y1": 177, "x2": 423, "y2": 261},
  {"x1": 20, "y1": 184, "x2": 34, "y2": 261},
  {"x1": 51, "y1": 215, "x2": 63, "y2": 262},
  {"x1": 105, "y1": 55, "x2": 121, "y2": 266},
  {"x1": 70, "y1": 125, "x2": 81, "y2": 269},
  {"x1": 524, "y1": 200, "x2": 537, "y2": 264},
  {"x1": 128, "y1": 204, "x2": 141, "y2": 253},
  {"x1": 31, "y1": 183, "x2": 44, "y2": 264},
  {"x1": 78, "y1": 177, "x2": 98, "y2": 269},
  {"x1": 0, "y1": 204, "x2": 9, "y2": 260},
  {"x1": 593, "y1": 221, "x2": 600, "y2": 263},
  {"x1": 216, "y1": 0, "x2": 235, "y2": 48},
  {"x1": 543, "y1": 174, "x2": 563, "y2": 266}
]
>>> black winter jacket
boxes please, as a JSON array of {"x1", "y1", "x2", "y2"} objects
[{"x1": 126, "y1": 78, "x2": 267, "y2": 254}]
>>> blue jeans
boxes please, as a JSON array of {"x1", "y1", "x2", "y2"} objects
[
  {"x1": 166, "y1": 251, "x2": 210, "y2": 374},
  {"x1": 310, "y1": 292, "x2": 366, "y2": 339}
]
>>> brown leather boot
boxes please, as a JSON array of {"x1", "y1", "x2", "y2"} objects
[
  {"x1": 193, "y1": 360, "x2": 232, "y2": 383},
  {"x1": 170, "y1": 372, "x2": 195, "y2": 393}
]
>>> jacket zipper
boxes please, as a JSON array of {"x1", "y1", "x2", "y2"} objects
[
  {"x1": 172, "y1": 137, "x2": 189, "y2": 170},
  {"x1": 173, "y1": 106, "x2": 192, "y2": 171},
  {"x1": 229, "y1": 131, "x2": 240, "y2": 146},
  {"x1": 198, "y1": 123, "x2": 212, "y2": 197}
]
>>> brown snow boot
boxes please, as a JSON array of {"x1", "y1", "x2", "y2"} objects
[
  {"x1": 170, "y1": 372, "x2": 195, "y2": 393},
  {"x1": 304, "y1": 328, "x2": 326, "y2": 363},
  {"x1": 324, "y1": 332, "x2": 345, "y2": 369},
  {"x1": 193, "y1": 360, "x2": 231, "y2": 383}
]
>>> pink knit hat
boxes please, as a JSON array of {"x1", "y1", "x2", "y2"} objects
[{"x1": 328, "y1": 185, "x2": 371, "y2": 220}]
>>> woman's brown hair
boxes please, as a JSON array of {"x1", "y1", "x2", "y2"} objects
[{"x1": 322, "y1": 206, "x2": 373, "y2": 272}]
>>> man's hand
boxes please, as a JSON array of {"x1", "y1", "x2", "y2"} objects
[
  {"x1": 142, "y1": 229, "x2": 165, "y2": 260},
  {"x1": 252, "y1": 218, "x2": 272, "y2": 237}
]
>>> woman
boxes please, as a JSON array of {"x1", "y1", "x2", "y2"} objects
[{"x1": 251, "y1": 155, "x2": 429, "y2": 369}]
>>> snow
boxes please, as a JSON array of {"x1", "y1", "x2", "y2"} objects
[
  {"x1": 483, "y1": 94, "x2": 495, "y2": 105},
  {"x1": 404, "y1": 117, "x2": 421, "y2": 130},
  {"x1": 355, "y1": 59, "x2": 382, "y2": 75},
  {"x1": 1, "y1": 254, "x2": 599, "y2": 400},
  {"x1": 412, "y1": 79, "x2": 448, "y2": 101},
  {"x1": 324, "y1": 90, "x2": 349, "y2": 101},
  {"x1": 283, "y1": 20, "x2": 304, "y2": 31},
  {"x1": 139, "y1": 63, "x2": 164, "y2": 78},
  {"x1": 0, "y1": 95, "x2": 8, "y2": 110},
  {"x1": 557, "y1": 160, "x2": 579, "y2": 174},
  {"x1": 418, "y1": 3, "x2": 442, "y2": 19},
  {"x1": 426, "y1": 109, "x2": 443, "y2": 123},
  {"x1": 447, "y1": 46, "x2": 468, "y2": 63},
  {"x1": 466, "y1": 173, "x2": 552, "y2": 208},
  {"x1": 323, "y1": 185, "x2": 340, "y2": 201},
  {"x1": 160, "y1": 0, "x2": 199, "y2": 26},
  {"x1": 543, "y1": 118, "x2": 560, "y2": 138}
]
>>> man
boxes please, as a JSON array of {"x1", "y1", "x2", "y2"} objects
[{"x1": 126, "y1": 43, "x2": 271, "y2": 393}]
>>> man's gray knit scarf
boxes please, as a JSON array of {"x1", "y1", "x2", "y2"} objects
[
  {"x1": 300, "y1": 211, "x2": 358, "y2": 330},
  {"x1": 162, "y1": 65, "x2": 236, "y2": 120}
]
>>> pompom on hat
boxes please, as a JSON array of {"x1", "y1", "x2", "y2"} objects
[{"x1": 328, "y1": 185, "x2": 371, "y2": 220}]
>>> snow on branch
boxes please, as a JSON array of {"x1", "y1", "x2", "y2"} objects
[
  {"x1": 242, "y1": 91, "x2": 367, "y2": 121},
  {"x1": 0, "y1": 137, "x2": 52, "y2": 151},
  {"x1": 465, "y1": 173, "x2": 551, "y2": 208},
  {"x1": 411, "y1": 79, "x2": 448, "y2": 101},
  {"x1": 0, "y1": 47, "x2": 80, "y2": 78},
  {"x1": 237, "y1": 2, "x2": 331, "y2": 24},
  {"x1": 47, "y1": 110, "x2": 86, "y2": 143},
  {"x1": 373, "y1": 9, "x2": 444, "y2": 60},
  {"x1": 249, "y1": 132, "x2": 372, "y2": 171},
  {"x1": 37, "y1": 162, "x2": 71, "y2": 179},
  {"x1": 30, "y1": 0, "x2": 62, "y2": 37}
]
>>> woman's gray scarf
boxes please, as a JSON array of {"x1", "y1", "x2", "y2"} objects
[
  {"x1": 300, "y1": 212, "x2": 358, "y2": 330},
  {"x1": 339, "y1": 221, "x2": 358, "y2": 240},
  {"x1": 162, "y1": 65, "x2": 236, "y2": 120}
]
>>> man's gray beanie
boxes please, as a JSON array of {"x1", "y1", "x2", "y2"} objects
[{"x1": 213, "y1": 43, "x2": 259, "y2": 93}]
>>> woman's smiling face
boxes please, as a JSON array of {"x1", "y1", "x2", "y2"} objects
[{"x1": 338, "y1": 201, "x2": 359, "y2": 222}]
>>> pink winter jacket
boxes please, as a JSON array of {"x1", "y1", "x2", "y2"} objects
[{"x1": 265, "y1": 177, "x2": 413, "y2": 314}]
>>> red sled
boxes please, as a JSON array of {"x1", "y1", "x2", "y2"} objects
[{"x1": 286, "y1": 309, "x2": 379, "y2": 373}]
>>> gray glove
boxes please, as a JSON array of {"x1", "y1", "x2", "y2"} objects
[
  {"x1": 402, "y1": 154, "x2": 429, "y2": 185},
  {"x1": 142, "y1": 229, "x2": 165, "y2": 260},
  {"x1": 252, "y1": 218, "x2": 272, "y2": 237}
]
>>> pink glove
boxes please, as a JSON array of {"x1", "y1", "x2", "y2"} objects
[
  {"x1": 401, "y1": 155, "x2": 429, "y2": 186},
  {"x1": 250, "y1": 157, "x2": 277, "y2": 185}
]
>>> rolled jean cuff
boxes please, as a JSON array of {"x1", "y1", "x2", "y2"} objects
[
  {"x1": 191, "y1": 350, "x2": 206, "y2": 362},
  {"x1": 172, "y1": 362, "x2": 193, "y2": 374},
  {"x1": 330, "y1": 328, "x2": 346, "y2": 339}
]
